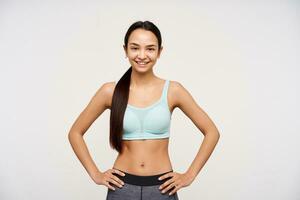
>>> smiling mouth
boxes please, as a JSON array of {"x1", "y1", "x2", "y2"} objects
[{"x1": 135, "y1": 61, "x2": 150, "y2": 66}]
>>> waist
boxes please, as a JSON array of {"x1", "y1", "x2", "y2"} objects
[
  {"x1": 113, "y1": 152, "x2": 172, "y2": 176},
  {"x1": 113, "y1": 140, "x2": 172, "y2": 175},
  {"x1": 112, "y1": 167, "x2": 173, "y2": 186}
]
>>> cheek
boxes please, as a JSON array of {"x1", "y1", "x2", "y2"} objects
[
  {"x1": 127, "y1": 52, "x2": 138, "y2": 58},
  {"x1": 150, "y1": 50, "x2": 160, "y2": 57},
  {"x1": 148, "y1": 54, "x2": 158, "y2": 60}
]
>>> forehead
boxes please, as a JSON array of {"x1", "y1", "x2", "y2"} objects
[{"x1": 128, "y1": 29, "x2": 158, "y2": 46}]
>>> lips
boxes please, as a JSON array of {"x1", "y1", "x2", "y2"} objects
[{"x1": 135, "y1": 61, "x2": 149, "y2": 66}]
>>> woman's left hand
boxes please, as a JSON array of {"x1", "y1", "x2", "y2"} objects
[{"x1": 158, "y1": 171, "x2": 195, "y2": 195}]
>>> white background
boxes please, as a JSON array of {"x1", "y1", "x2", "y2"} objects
[{"x1": 1, "y1": 0, "x2": 299, "y2": 199}]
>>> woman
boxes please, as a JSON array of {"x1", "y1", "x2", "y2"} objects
[{"x1": 68, "y1": 20, "x2": 220, "y2": 200}]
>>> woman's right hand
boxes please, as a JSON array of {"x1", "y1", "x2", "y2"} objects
[{"x1": 92, "y1": 168, "x2": 126, "y2": 190}]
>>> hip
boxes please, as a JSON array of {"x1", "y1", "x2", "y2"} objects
[{"x1": 106, "y1": 169, "x2": 179, "y2": 200}]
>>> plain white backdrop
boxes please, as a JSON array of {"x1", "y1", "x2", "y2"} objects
[{"x1": 1, "y1": 0, "x2": 299, "y2": 199}]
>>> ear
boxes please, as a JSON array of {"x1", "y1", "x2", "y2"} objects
[
  {"x1": 123, "y1": 45, "x2": 128, "y2": 57},
  {"x1": 157, "y1": 46, "x2": 163, "y2": 58}
]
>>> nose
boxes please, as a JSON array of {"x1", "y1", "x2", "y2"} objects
[{"x1": 137, "y1": 50, "x2": 146, "y2": 59}]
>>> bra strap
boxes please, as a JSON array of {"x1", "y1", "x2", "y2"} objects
[{"x1": 161, "y1": 80, "x2": 170, "y2": 101}]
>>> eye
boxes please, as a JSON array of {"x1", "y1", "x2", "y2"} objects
[
  {"x1": 130, "y1": 47, "x2": 138, "y2": 50},
  {"x1": 148, "y1": 48, "x2": 155, "y2": 51}
]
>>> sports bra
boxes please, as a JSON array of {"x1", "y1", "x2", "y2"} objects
[{"x1": 122, "y1": 80, "x2": 171, "y2": 140}]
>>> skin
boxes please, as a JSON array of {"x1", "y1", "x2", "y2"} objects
[{"x1": 68, "y1": 28, "x2": 220, "y2": 196}]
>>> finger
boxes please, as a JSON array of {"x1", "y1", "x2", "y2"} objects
[
  {"x1": 108, "y1": 177, "x2": 123, "y2": 188},
  {"x1": 105, "y1": 181, "x2": 115, "y2": 191},
  {"x1": 159, "y1": 178, "x2": 175, "y2": 190},
  {"x1": 110, "y1": 176, "x2": 124, "y2": 187},
  {"x1": 112, "y1": 169, "x2": 126, "y2": 177},
  {"x1": 161, "y1": 182, "x2": 177, "y2": 193},
  {"x1": 169, "y1": 186, "x2": 179, "y2": 196},
  {"x1": 158, "y1": 172, "x2": 173, "y2": 181}
]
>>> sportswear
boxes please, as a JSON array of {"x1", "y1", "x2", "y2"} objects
[
  {"x1": 122, "y1": 80, "x2": 171, "y2": 140},
  {"x1": 106, "y1": 168, "x2": 179, "y2": 199}
]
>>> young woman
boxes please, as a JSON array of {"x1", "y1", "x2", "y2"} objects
[{"x1": 68, "y1": 20, "x2": 220, "y2": 200}]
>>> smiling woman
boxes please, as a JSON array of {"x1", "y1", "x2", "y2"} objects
[
  {"x1": 67, "y1": 20, "x2": 220, "y2": 200},
  {"x1": 124, "y1": 27, "x2": 163, "y2": 72}
]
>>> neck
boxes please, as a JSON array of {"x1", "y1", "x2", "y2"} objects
[{"x1": 130, "y1": 69, "x2": 158, "y2": 88}]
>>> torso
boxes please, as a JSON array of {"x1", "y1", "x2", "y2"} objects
[{"x1": 108, "y1": 78, "x2": 177, "y2": 176}]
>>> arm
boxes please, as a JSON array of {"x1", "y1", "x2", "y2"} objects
[
  {"x1": 173, "y1": 81, "x2": 220, "y2": 179},
  {"x1": 67, "y1": 82, "x2": 112, "y2": 179}
]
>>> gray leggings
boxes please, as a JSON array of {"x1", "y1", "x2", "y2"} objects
[{"x1": 106, "y1": 168, "x2": 179, "y2": 200}]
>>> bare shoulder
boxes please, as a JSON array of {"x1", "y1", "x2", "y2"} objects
[
  {"x1": 168, "y1": 80, "x2": 190, "y2": 109},
  {"x1": 68, "y1": 81, "x2": 116, "y2": 135},
  {"x1": 84, "y1": 81, "x2": 116, "y2": 111},
  {"x1": 99, "y1": 81, "x2": 117, "y2": 108}
]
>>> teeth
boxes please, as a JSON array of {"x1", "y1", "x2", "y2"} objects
[{"x1": 137, "y1": 61, "x2": 148, "y2": 64}]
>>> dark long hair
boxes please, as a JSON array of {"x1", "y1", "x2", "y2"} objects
[{"x1": 109, "y1": 20, "x2": 162, "y2": 153}]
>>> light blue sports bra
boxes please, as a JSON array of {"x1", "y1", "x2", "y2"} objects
[{"x1": 122, "y1": 80, "x2": 171, "y2": 140}]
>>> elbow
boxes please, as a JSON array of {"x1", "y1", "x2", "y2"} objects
[
  {"x1": 67, "y1": 131, "x2": 72, "y2": 141},
  {"x1": 67, "y1": 131, "x2": 74, "y2": 142},
  {"x1": 203, "y1": 125, "x2": 220, "y2": 143},
  {"x1": 214, "y1": 130, "x2": 220, "y2": 144},
  {"x1": 68, "y1": 131, "x2": 83, "y2": 141},
  {"x1": 213, "y1": 129, "x2": 220, "y2": 139},
  {"x1": 215, "y1": 130, "x2": 220, "y2": 138},
  {"x1": 216, "y1": 132, "x2": 220, "y2": 142},
  {"x1": 204, "y1": 128, "x2": 220, "y2": 140}
]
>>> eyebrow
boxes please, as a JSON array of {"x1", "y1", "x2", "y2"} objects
[{"x1": 129, "y1": 42, "x2": 157, "y2": 47}]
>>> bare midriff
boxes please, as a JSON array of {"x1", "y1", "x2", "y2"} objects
[{"x1": 112, "y1": 138, "x2": 173, "y2": 176}]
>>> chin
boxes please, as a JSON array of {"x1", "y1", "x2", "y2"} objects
[
  {"x1": 132, "y1": 63, "x2": 153, "y2": 72},
  {"x1": 133, "y1": 67, "x2": 150, "y2": 73}
]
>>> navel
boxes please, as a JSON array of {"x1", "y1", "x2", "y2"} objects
[{"x1": 140, "y1": 161, "x2": 145, "y2": 168}]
